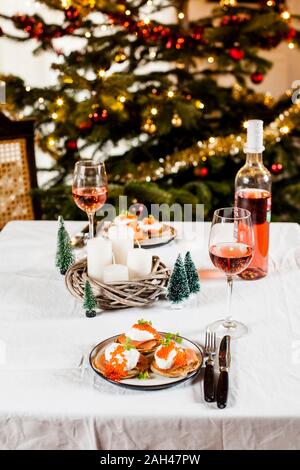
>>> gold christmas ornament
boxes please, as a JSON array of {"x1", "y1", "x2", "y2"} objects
[
  {"x1": 176, "y1": 59, "x2": 185, "y2": 70},
  {"x1": 47, "y1": 136, "x2": 56, "y2": 148},
  {"x1": 220, "y1": 0, "x2": 237, "y2": 7},
  {"x1": 61, "y1": 0, "x2": 71, "y2": 8},
  {"x1": 142, "y1": 118, "x2": 157, "y2": 134},
  {"x1": 62, "y1": 76, "x2": 73, "y2": 84},
  {"x1": 61, "y1": 0, "x2": 95, "y2": 15},
  {"x1": 97, "y1": 68, "x2": 106, "y2": 78},
  {"x1": 114, "y1": 49, "x2": 127, "y2": 63},
  {"x1": 195, "y1": 100, "x2": 205, "y2": 110},
  {"x1": 171, "y1": 114, "x2": 182, "y2": 127}
]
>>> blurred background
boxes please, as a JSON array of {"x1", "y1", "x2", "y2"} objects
[{"x1": 0, "y1": 0, "x2": 300, "y2": 225}]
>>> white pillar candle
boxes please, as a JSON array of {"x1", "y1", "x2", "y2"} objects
[
  {"x1": 103, "y1": 264, "x2": 129, "y2": 283},
  {"x1": 108, "y1": 225, "x2": 134, "y2": 265},
  {"x1": 87, "y1": 237, "x2": 112, "y2": 282},
  {"x1": 127, "y1": 248, "x2": 153, "y2": 280}
]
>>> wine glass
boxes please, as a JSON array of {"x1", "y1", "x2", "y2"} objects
[
  {"x1": 207, "y1": 207, "x2": 254, "y2": 339},
  {"x1": 72, "y1": 161, "x2": 108, "y2": 239}
]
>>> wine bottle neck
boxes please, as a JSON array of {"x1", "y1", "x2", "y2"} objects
[{"x1": 246, "y1": 152, "x2": 263, "y2": 165}]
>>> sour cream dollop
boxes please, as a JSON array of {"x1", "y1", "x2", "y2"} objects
[
  {"x1": 155, "y1": 342, "x2": 183, "y2": 370},
  {"x1": 105, "y1": 342, "x2": 140, "y2": 371},
  {"x1": 115, "y1": 214, "x2": 137, "y2": 227},
  {"x1": 126, "y1": 326, "x2": 155, "y2": 342}
]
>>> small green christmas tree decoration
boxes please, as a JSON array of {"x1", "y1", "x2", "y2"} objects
[
  {"x1": 83, "y1": 280, "x2": 97, "y2": 318},
  {"x1": 55, "y1": 215, "x2": 75, "y2": 275},
  {"x1": 184, "y1": 251, "x2": 200, "y2": 294},
  {"x1": 167, "y1": 254, "x2": 190, "y2": 305}
]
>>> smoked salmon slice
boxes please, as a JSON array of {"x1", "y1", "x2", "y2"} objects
[{"x1": 118, "y1": 334, "x2": 159, "y2": 350}]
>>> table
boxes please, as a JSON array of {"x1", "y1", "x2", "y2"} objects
[{"x1": 0, "y1": 221, "x2": 300, "y2": 450}]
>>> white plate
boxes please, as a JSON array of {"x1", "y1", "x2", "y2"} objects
[
  {"x1": 89, "y1": 333, "x2": 203, "y2": 391},
  {"x1": 101, "y1": 222, "x2": 176, "y2": 248}
]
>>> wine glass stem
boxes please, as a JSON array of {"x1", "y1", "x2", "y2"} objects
[
  {"x1": 88, "y1": 213, "x2": 94, "y2": 239},
  {"x1": 225, "y1": 275, "x2": 233, "y2": 327}
]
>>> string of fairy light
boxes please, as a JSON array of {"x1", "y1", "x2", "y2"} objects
[
  {"x1": 54, "y1": 0, "x2": 296, "y2": 138},
  {"x1": 10, "y1": 0, "x2": 298, "y2": 181},
  {"x1": 113, "y1": 90, "x2": 300, "y2": 183}
]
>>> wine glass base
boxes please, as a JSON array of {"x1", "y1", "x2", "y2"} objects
[{"x1": 206, "y1": 319, "x2": 248, "y2": 339}]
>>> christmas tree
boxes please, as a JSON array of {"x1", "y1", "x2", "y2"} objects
[
  {"x1": 55, "y1": 215, "x2": 75, "y2": 275},
  {"x1": 167, "y1": 254, "x2": 190, "y2": 304},
  {"x1": 184, "y1": 251, "x2": 200, "y2": 294},
  {"x1": 1, "y1": 1, "x2": 300, "y2": 221},
  {"x1": 83, "y1": 280, "x2": 97, "y2": 317}
]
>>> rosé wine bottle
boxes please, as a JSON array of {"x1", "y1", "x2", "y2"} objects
[{"x1": 235, "y1": 120, "x2": 272, "y2": 280}]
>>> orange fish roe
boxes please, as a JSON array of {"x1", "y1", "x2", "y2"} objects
[
  {"x1": 120, "y1": 212, "x2": 137, "y2": 220},
  {"x1": 156, "y1": 342, "x2": 175, "y2": 359},
  {"x1": 133, "y1": 322, "x2": 160, "y2": 339},
  {"x1": 173, "y1": 349, "x2": 187, "y2": 368},
  {"x1": 143, "y1": 216, "x2": 155, "y2": 225},
  {"x1": 104, "y1": 345, "x2": 128, "y2": 382}
]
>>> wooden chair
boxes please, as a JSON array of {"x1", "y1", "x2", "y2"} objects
[{"x1": 0, "y1": 112, "x2": 40, "y2": 228}]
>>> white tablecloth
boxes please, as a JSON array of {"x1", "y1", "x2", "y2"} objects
[{"x1": 0, "y1": 221, "x2": 300, "y2": 450}]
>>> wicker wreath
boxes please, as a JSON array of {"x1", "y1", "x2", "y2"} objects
[{"x1": 65, "y1": 256, "x2": 170, "y2": 310}]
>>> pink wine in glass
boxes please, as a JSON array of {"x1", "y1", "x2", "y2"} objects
[
  {"x1": 72, "y1": 186, "x2": 107, "y2": 213},
  {"x1": 235, "y1": 120, "x2": 272, "y2": 280},
  {"x1": 209, "y1": 242, "x2": 253, "y2": 276}
]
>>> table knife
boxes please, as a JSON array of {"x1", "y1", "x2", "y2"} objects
[{"x1": 216, "y1": 335, "x2": 231, "y2": 409}]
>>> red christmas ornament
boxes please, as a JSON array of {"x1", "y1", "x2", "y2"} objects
[
  {"x1": 161, "y1": 27, "x2": 170, "y2": 37},
  {"x1": 222, "y1": 14, "x2": 249, "y2": 26},
  {"x1": 78, "y1": 120, "x2": 93, "y2": 131},
  {"x1": 221, "y1": 16, "x2": 230, "y2": 26},
  {"x1": 251, "y1": 71, "x2": 264, "y2": 84},
  {"x1": 65, "y1": 25, "x2": 75, "y2": 34},
  {"x1": 191, "y1": 26, "x2": 204, "y2": 41},
  {"x1": 176, "y1": 37, "x2": 185, "y2": 50},
  {"x1": 53, "y1": 29, "x2": 64, "y2": 38},
  {"x1": 66, "y1": 139, "x2": 78, "y2": 151},
  {"x1": 285, "y1": 27, "x2": 297, "y2": 41},
  {"x1": 194, "y1": 166, "x2": 208, "y2": 178},
  {"x1": 271, "y1": 163, "x2": 283, "y2": 175},
  {"x1": 229, "y1": 48, "x2": 245, "y2": 61},
  {"x1": 64, "y1": 6, "x2": 80, "y2": 22},
  {"x1": 31, "y1": 22, "x2": 44, "y2": 39},
  {"x1": 90, "y1": 109, "x2": 108, "y2": 123},
  {"x1": 165, "y1": 38, "x2": 173, "y2": 49}
]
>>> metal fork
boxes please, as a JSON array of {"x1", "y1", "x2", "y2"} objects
[{"x1": 204, "y1": 330, "x2": 217, "y2": 402}]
